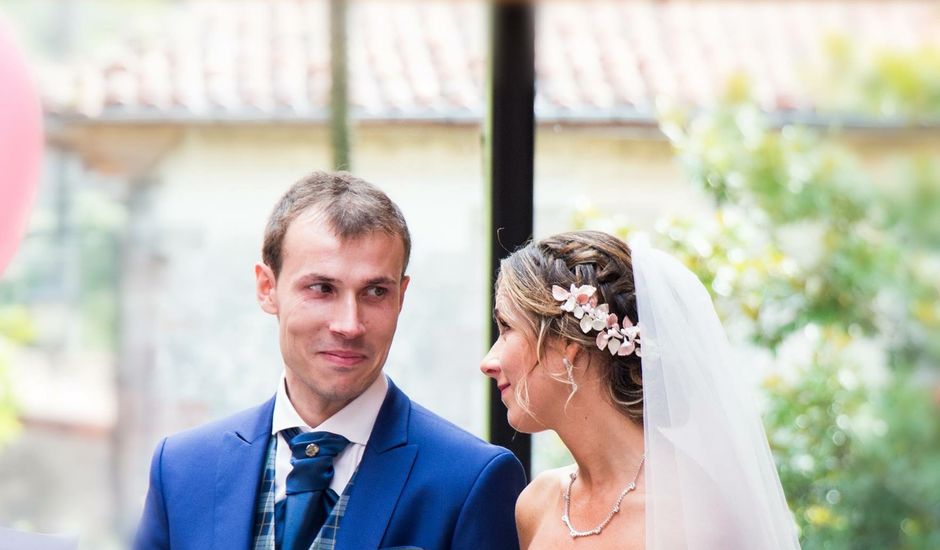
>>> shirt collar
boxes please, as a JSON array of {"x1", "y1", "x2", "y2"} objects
[{"x1": 272, "y1": 372, "x2": 388, "y2": 446}]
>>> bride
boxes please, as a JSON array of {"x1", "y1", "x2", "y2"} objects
[{"x1": 480, "y1": 231, "x2": 800, "y2": 549}]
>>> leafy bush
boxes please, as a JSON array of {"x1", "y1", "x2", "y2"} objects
[{"x1": 643, "y1": 94, "x2": 940, "y2": 547}]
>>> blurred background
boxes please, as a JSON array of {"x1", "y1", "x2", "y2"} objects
[{"x1": 0, "y1": 0, "x2": 938, "y2": 548}]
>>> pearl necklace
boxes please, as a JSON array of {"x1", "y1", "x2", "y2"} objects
[{"x1": 561, "y1": 454, "x2": 646, "y2": 538}]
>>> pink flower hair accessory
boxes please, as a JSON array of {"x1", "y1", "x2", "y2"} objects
[{"x1": 552, "y1": 284, "x2": 643, "y2": 358}]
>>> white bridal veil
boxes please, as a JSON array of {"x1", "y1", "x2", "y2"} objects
[{"x1": 633, "y1": 245, "x2": 801, "y2": 549}]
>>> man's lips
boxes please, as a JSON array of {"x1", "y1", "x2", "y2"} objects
[{"x1": 319, "y1": 350, "x2": 368, "y2": 366}]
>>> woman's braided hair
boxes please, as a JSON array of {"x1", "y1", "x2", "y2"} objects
[{"x1": 497, "y1": 230, "x2": 643, "y2": 423}]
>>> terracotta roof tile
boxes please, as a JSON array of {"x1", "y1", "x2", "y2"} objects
[{"x1": 41, "y1": 0, "x2": 940, "y2": 122}]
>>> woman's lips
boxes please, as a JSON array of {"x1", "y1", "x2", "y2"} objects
[{"x1": 498, "y1": 383, "x2": 511, "y2": 395}]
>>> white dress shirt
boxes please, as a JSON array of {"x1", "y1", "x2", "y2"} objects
[{"x1": 271, "y1": 373, "x2": 388, "y2": 503}]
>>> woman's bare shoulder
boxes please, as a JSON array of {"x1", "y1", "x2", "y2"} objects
[
  {"x1": 517, "y1": 464, "x2": 576, "y2": 515},
  {"x1": 516, "y1": 465, "x2": 576, "y2": 547}
]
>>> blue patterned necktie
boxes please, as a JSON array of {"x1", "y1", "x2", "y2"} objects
[{"x1": 274, "y1": 430, "x2": 350, "y2": 550}]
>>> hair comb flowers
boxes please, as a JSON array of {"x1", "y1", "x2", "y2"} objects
[{"x1": 552, "y1": 284, "x2": 642, "y2": 357}]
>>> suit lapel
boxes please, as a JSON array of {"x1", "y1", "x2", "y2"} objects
[
  {"x1": 213, "y1": 396, "x2": 275, "y2": 550},
  {"x1": 336, "y1": 380, "x2": 416, "y2": 549}
]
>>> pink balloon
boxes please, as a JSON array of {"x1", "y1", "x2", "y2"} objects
[{"x1": 0, "y1": 17, "x2": 42, "y2": 277}]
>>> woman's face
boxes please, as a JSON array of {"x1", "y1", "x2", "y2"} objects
[{"x1": 480, "y1": 288, "x2": 568, "y2": 433}]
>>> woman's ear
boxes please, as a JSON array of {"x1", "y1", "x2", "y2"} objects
[{"x1": 564, "y1": 340, "x2": 583, "y2": 365}]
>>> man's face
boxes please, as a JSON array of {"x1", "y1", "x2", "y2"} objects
[{"x1": 256, "y1": 209, "x2": 409, "y2": 419}]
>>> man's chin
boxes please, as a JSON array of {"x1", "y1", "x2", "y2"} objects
[
  {"x1": 323, "y1": 381, "x2": 368, "y2": 401},
  {"x1": 289, "y1": 363, "x2": 375, "y2": 396},
  {"x1": 316, "y1": 368, "x2": 380, "y2": 398}
]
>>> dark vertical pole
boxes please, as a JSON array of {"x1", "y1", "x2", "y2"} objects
[{"x1": 484, "y1": 2, "x2": 535, "y2": 478}]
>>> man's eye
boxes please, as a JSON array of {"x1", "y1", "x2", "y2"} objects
[
  {"x1": 309, "y1": 283, "x2": 333, "y2": 294},
  {"x1": 366, "y1": 286, "x2": 388, "y2": 298}
]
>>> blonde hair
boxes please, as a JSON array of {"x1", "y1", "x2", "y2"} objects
[{"x1": 497, "y1": 230, "x2": 643, "y2": 423}]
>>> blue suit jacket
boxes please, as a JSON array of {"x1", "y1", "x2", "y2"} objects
[{"x1": 135, "y1": 379, "x2": 526, "y2": 549}]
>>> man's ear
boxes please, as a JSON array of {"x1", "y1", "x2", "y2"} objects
[
  {"x1": 398, "y1": 275, "x2": 410, "y2": 311},
  {"x1": 255, "y1": 262, "x2": 279, "y2": 315}
]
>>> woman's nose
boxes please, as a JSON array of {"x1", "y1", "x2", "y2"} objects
[{"x1": 479, "y1": 349, "x2": 500, "y2": 377}]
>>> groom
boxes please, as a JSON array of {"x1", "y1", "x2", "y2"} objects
[{"x1": 135, "y1": 171, "x2": 526, "y2": 549}]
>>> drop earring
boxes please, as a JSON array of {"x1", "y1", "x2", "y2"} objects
[{"x1": 563, "y1": 357, "x2": 578, "y2": 392}]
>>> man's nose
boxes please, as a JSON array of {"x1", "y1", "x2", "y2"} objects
[{"x1": 329, "y1": 295, "x2": 366, "y2": 339}]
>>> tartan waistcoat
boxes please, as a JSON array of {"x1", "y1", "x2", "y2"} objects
[{"x1": 251, "y1": 436, "x2": 357, "y2": 550}]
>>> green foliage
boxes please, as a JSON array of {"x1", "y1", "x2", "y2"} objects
[
  {"x1": 0, "y1": 305, "x2": 37, "y2": 345},
  {"x1": 573, "y1": 45, "x2": 940, "y2": 544},
  {"x1": 0, "y1": 356, "x2": 18, "y2": 446},
  {"x1": 647, "y1": 94, "x2": 940, "y2": 547},
  {"x1": 815, "y1": 35, "x2": 940, "y2": 121},
  {"x1": 0, "y1": 306, "x2": 35, "y2": 446},
  {"x1": 0, "y1": 186, "x2": 123, "y2": 350},
  {"x1": 0, "y1": 182, "x2": 122, "y2": 451}
]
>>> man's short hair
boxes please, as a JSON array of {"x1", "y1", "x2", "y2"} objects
[{"x1": 262, "y1": 171, "x2": 412, "y2": 278}]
